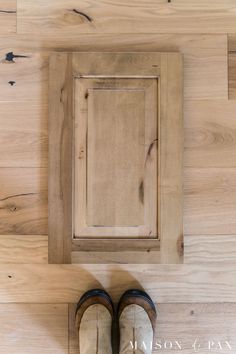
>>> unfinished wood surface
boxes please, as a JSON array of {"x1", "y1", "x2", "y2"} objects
[
  {"x1": 0, "y1": 34, "x2": 227, "y2": 100},
  {"x1": 159, "y1": 53, "x2": 183, "y2": 264},
  {"x1": 69, "y1": 303, "x2": 236, "y2": 354},
  {"x1": 0, "y1": 101, "x2": 48, "y2": 167},
  {"x1": 184, "y1": 168, "x2": 236, "y2": 235},
  {"x1": 0, "y1": 304, "x2": 68, "y2": 353},
  {"x1": 48, "y1": 53, "x2": 73, "y2": 264},
  {"x1": 184, "y1": 100, "x2": 236, "y2": 167},
  {"x1": 228, "y1": 35, "x2": 236, "y2": 99},
  {"x1": 49, "y1": 52, "x2": 182, "y2": 263},
  {"x1": 0, "y1": 48, "x2": 48, "y2": 102},
  {"x1": 185, "y1": 235, "x2": 236, "y2": 264},
  {"x1": 17, "y1": 0, "x2": 236, "y2": 34},
  {"x1": 71, "y1": 251, "x2": 161, "y2": 264},
  {"x1": 0, "y1": 168, "x2": 47, "y2": 235},
  {"x1": 0, "y1": 0, "x2": 16, "y2": 34},
  {"x1": 74, "y1": 78, "x2": 158, "y2": 239},
  {"x1": 0, "y1": 235, "x2": 48, "y2": 263},
  {"x1": 1, "y1": 264, "x2": 236, "y2": 303}
]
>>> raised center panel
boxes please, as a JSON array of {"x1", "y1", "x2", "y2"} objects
[{"x1": 74, "y1": 78, "x2": 158, "y2": 239}]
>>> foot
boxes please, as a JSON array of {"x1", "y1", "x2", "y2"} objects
[
  {"x1": 117, "y1": 289, "x2": 157, "y2": 354},
  {"x1": 76, "y1": 289, "x2": 114, "y2": 354}
]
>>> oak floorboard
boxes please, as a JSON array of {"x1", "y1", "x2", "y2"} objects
[
  {"x1": 17, "y1": 0, "x2": 236, "y2": 34},
  {"x1": 0, "y1": 168, "x2": 48, "y2": 235},
  {"x1": 0, "y1": 235, "x2": 48, "y2": 263},
  {"x1": 0, "y1": 0, "x2": 16, "y2": 34},
  {"x1": 0, "y1": 101, "x2": 48, "y2": 167},
  {"x1": 0, "y1": 304, "x2": 68, "y2": 354},
  {"x1": 0, "y1": 264, "x2": 236, "y2": 303}
]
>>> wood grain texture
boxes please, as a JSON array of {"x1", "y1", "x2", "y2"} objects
[
  {"x1": 0, "y1": 235, "x2": 48, "y2": 263},
  {"x1": 70, "y1": 303, "x2": 236, "y2": 354},
  {"x1": 185, "y1": 235, "x2": 236, "y2": 264},
  {"x1": 48, "y1": 53, "x2": 73, "y2": 264},
  {"x1": 228, "y1": 35, "x2": 236, "y2": 99},
  {"x1": 0, "y1": 101, "x2": 48, "y2": 167},
  {"x1": 0, "y1": 0, "x2": 16, "y2": 34},
  {"x1": 49, "y1": 52, "x2": 182, "y2": 263},
  {"x1": 17, "y1": 0, "x2": 236, "y2": 34},
  {"x1": 1, "y1": 264, "x2": 236, "y2": 303},
  {"x1": 0, "y1": 34, "x2": 227, "y2": 100},
  {"x1": 229, "y1": 53, "x2": 236, "y2": 99},
  {"x1": 0, "y1": 304, "x2": 68, "y2": 353},
  {"x1": 71, "y1": 251, "x2": 161, "y2": 264},
  {"x1": 0, "y1": 48, "x2": 48, "y2": 102},
  {"x1": 74, "y1": 77, "x2": 158, "y2": 239},
  {"x1": 0, "y1": 168, "x2": 47, "y2": 235},
  {"x1": 184, "y1": 168, "x2": 236, "y2": 235},
  {"x1": 184, "y1": 100, "x2": 236, "y2": 167},
  {"x1": 159, "y1": 53, "x2": 183, "y2": 264}
]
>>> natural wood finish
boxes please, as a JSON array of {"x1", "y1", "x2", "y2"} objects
[
  {"x1": 49, "y1": 52, "x2": 183, "y2": 263},
  {"x1": 0, "y1": 102, "x2": 48, "y2": 167},
  {"x1": 48, "y1": 53, "x2": 73, "y2": 264},
  {"x1": 159, "y1": 53, "x2": 183, "y2": 264},
  {"x1": 0, "y1": 304, "x2": 68, "y2": 353},
  {"x1": 0, "y1": 48, "x2": 48, "y2": 102},
  {"x1": 70, "y1": 302, "x2": 236, "y2": 353},
  {"x1": 184, "y1": 168, "x2": 236, "y2": 235},
  {"x1": 71, "y1": 251, "x2": 161, "y2": 264},
  {"x1": 0, "y1": 0, "x2": 16, "y2": 34},
  {"x1": 228, "y1": 35, "x2": 236, "y2": 99},
  {"x1": 74, "y1": 78, "x2": 158, "y2": 239},
  {"x1": 185, "y1": 235, "x2": 236, "y2": 264},
  {"x1": 18, "y1": 0, "x2": 236, "y2": 34},
  {"x1": 0, "y1": 168, "x2": 47, "y2": 235},
  {"x1": 0, "y1": 34, "x2": 227, "y2": 100},
  {"x1": 229, "y1": 53, "x2": 236, "y2": 99},
  {"x1": 0, "y1": 235, "x2": 48, "y2": 263},
  {"x1": 184, "y1": 100, "x2": 236, "y2": 167},
  {"x1": 1, "y1": 264, "x2": 236, "y2": 303}
]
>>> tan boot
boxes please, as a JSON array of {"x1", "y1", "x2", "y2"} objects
[
  {"x1": 76, "y1": 289, "x2": 114, "y2": 354},
  {"x1": 118, "y1": 289, "x2": 157, "y2": 354}
]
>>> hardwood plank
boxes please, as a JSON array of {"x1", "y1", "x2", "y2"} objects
[
  {"x1": 184, "y1": 168, "x2": 236, "y2": 235},
  {"x1": 0, "y1": 304, "x2": 68, "y2": 353},
  {"x1": 0, "y1": 235, "x2": 48, "y2": 263},
  {"x1": 17, "y1": 0, "x2": 236, "y2": 34},
  {"x1": 0, "y1": 34, "x2": 228, "y2": 100},
  {"x1": 0, "y1": 168, "x2": 47, "y2": 235},
  {"x1": 184, "y1": 100, "x2": 236, "y2": 167},
  {"x1": 185, "y1": 235, "x2": 236, "y2": 264},
  {"x1": 69, "y1": 303, "x2": 236, "y2": 353},
  {"x1": 48, "y1": 53, "x2": 73, "y2": 264},
  {"x1": 0, "y1": 101, "x2": 48, "y2": 167},
  {"x1": 0, "y1": 47, "x2": 48, "y2": 102},
  {"x1": 1, "y1": 264, "x2": 236, "y2": 303},
  {"x1": 0, "y1": 0, "x2": 16, "y2": 34}
]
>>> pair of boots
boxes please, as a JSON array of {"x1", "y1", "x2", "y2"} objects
[{"x1": 76, "y1": 289, "x2": 157, "y2": 354}]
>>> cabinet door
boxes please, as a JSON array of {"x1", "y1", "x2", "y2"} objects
[
  {"x1": 49, "y1": 52, "x2": 183, "y2": 264},
  {"x1": 74, "y1": 78, "x2": 158, "y2": 239}
]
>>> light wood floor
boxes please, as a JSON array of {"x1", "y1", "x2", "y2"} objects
[{"x1": 1, "y1": 0, "x2": 236, "y2": 352}]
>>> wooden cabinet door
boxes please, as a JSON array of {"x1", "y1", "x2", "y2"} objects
[
  {"x1": 49, "y1": 52, "x2": 183, "y2": 264},
  {"x1": 74, "y1": 78, "x2": 158, "y2": 239}
]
